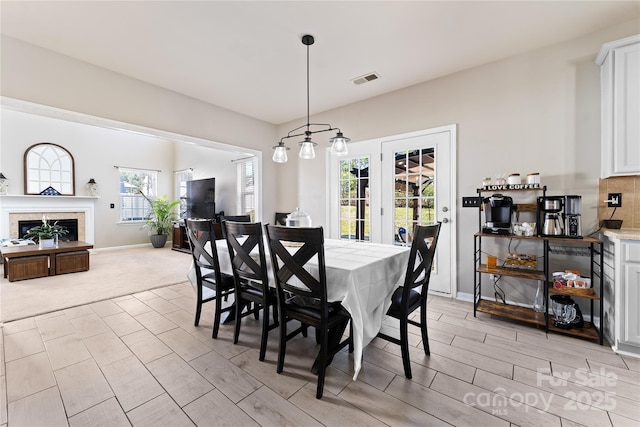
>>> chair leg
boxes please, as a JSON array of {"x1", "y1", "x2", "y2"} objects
[
  {"x1": 420, "y1": 304, "x2": 430, "y2": 355},
  {"x1": 316, "y1": 329, "x2": 328, "y2": 399},
  {"x1": 194, "y1": 301, "x2": 202, "y2": 327},
  {"x1": 272, "y1": 301, "x2": 279, "y2": 326},
  {"x1": 348, "y1": 321, "x2": 354, "y2": 353},
  {"x1": 233, "y1": 298, "x2": 243, "y2": 344},
  {"x1": 259, "y1": 303, "x2": 269, "y2": 361},
  {"x1": 253, "y1": 302, "x2": 260, "y2": 320},
  {"x1": 194, "y1": 288, "x2": 203, "y2": 326},
  {"x1": 212, "y1": 296, "x2": 222, "y2": 339},
  {"x1": 400, "y1": 317, "x2": 412, "y2": 379},
  {"x1": 276, "y1": 309, "x2": 287, "y2": 373}
]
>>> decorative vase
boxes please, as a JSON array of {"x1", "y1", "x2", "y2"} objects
[
  {"x1": 533, "y1": 281, "x2": 546, "y2": 313},
  {"x1": 150, "y1": 234, "x2": 168, "y2": 248}
]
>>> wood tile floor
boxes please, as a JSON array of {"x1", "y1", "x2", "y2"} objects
[{"x1": 1, "y1": 282, "x2": 638, "y2": 426}]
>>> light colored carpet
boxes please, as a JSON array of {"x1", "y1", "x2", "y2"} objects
[{"x1": 1, "y1": 245, "x2": 194, "y2": 322}]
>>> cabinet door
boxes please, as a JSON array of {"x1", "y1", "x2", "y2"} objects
[
  {"x1": 602, "y1": 240, "x2": 616, "y2": 344},
  {"x1": 612, "y1": 43, "x2": 640, "y2": 175},
  {"x1": 622, "y1": 263, "x2": 640, "y2": 347}
]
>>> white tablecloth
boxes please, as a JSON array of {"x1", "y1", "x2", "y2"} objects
[{"x1": 189, "y1": 238, "x2": 410, "y2": 379}]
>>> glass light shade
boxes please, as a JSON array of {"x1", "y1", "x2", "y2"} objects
[
  {"x1": 299, "y1": 139, "x2": 316, "y2": 159},
  {"x1": 272, "y1": 146, "x2": 289, "y2": 163},
  {"x1": 330, "y1": 132, "x2": 350, "y2": 156}
]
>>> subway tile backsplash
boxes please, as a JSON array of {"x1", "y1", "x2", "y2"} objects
[{"x1": 598, "y1": 176, "x2": 639, "y2": 229}]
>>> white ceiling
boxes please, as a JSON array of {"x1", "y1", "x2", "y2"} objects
[{"x1": 1, "y1": 1, "x2": 639, "y2": 125}]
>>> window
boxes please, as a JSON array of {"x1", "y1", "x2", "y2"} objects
[
  {"x1": 24, "y1": 143, "x2": 75, "y2": 195},
  {"x1": 174, "y1": 169, "x2": 193, "y2": 218},
  {"x1": 392, "y1": 148, "x2": 435, "y2": 245},
  {"x1": 237, "y1": 159, "x2": 255, "y2": 220},
  {"x1": 118, "y1": 167, "x2": 157, "y2": 222},
  {"x1": 339, "y1": 157, "x2": 370, "y2": 241}
]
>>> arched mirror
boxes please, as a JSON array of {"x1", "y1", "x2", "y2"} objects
[{"x1": 24, "y1": 143, "x2": 75, "y2": 195}]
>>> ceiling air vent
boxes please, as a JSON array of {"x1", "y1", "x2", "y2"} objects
[{"x1": 352, "y1": 72, "x2": 380, "y2": 85}]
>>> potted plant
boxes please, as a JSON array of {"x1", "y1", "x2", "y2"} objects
[
  {"x1": 139, "y1": 192, "x2": 180, "y2": 248},
  {"x1": 23, "y1": 215, "x2": 69, "y2": 248}
]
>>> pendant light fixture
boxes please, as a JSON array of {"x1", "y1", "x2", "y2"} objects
[{"x1": 272, "y1": 34, "x2": 350, "y2": 163}]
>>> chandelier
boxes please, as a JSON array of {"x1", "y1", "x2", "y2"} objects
[{"x1": 272, "y1": 35, "x2": 350, "y2": 163}]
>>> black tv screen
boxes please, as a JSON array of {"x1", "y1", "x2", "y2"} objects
[{"x1": 186, "y1": 178, "x2": 215, "y2": 219}]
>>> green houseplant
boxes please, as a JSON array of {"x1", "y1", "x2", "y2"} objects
[
  {"x1": 23, "y1": 216, "x2": 69, "y2": 248},
  {"x1": 139, "y1": 192, "x2": 180, "y2": 248}
]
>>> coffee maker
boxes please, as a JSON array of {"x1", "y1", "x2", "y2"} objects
[
  {"x1": 550, "y1": 295, "x2": 584, "y2": 329},
  {"x1": 537, "y1": 196, "x2": 565, "y2": 237},
  {"x1": 564, "y1": 195, "x2": 582, "y2": 238},
  {"x1": 482, "y1": 194, "x2": 514, "y2": 235}
]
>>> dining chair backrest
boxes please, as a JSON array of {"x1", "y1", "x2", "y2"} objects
[
  {"x1": 222, "y1": 221, "x2": 269, "y2": 292},
  {"x1": 221, "y1": 214, "x2": 251, "y2": 223},
  {"x1": 264, "y1": 225, "x2": 328, "y2": 310},
  {"x1": 402, "y1": 223, "x2": 441, "y2": 299},
  {"x1": 186, "y1": 218, "x2": 224, "y2": 280}
]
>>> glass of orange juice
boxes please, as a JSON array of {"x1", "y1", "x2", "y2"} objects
[{"x1": 486, "y1": 255, "x2": 497, "y2": 268}]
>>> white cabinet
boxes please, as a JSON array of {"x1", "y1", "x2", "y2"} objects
[
  {"x1": 596, "y1": 35, "x2": 640, "y2": 178},
  {"x1": 603, "y1": 234, "x2": 640, "y2": 357},
  {"x1": 621, "y1": 242, "x2": 640, "y2": 349}
]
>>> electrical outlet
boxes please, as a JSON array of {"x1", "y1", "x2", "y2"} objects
[
  {"x1": 463, "y1": 196, "x2": 482, "y2": 207},
  {"x1": 110, "y1": 203, "x2": 115, "y2": 209},
  {"x1": 607, "y1": 193, "x2": 622, "y2": 208}
]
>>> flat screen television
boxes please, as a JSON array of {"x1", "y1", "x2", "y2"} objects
[{"x1": 185, "y1": 178, "x2": 215, "y2": 219}]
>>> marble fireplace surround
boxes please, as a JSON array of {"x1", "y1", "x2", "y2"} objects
[{"x1": 0, "y1": 195, "x2": 96, "y2": 243}]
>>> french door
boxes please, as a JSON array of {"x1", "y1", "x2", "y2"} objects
[{"x1": 329, "y1": 125, "x2": 456, "y2": 296}]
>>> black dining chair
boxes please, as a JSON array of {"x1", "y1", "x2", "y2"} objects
[
  {"x1": 185, "y1": 218, "x2": 236, "y2": 338},
  {"x1": 376, "y1": 222, "x2": 441, "y2": 379},
  {"x1": 274, "y1": 212, "x2": 289, "y2": 226},
  {"x1": 222, "y1": 220, "x2": 279, "y2": 361},
  {"x1": 265, "y1": 224, "x2": 352, "y2": 399},
  {"x1": 221, "y1": 214, "x2": 251, "y2": 223}
]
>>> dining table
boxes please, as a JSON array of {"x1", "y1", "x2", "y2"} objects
[{"x1": 188, "y1": 236, "x2": 411, "y2": 380}]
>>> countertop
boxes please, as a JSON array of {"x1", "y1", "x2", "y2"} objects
[{"x1": 602, "y1": 228, "x2": 640, "y2": 241}]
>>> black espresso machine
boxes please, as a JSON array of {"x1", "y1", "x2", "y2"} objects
[{"x1": 482, "y1": 194, "x2": 514, "y2": 235}]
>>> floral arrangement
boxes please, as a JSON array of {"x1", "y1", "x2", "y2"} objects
[{"x1": 23, "y1": 216, "x2": 68, "y2": 243}]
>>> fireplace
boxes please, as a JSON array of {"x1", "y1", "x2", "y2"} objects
[
  {"x1": 1, "y1": 195, "x2": 96, "y2": 244},
  {"x1": 18, "y1": 219, "x2": 79, "y2": 241}
]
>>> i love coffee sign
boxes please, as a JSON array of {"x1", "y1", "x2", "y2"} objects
[{"x1": 481, "y1": 183, "x2": 542, "y2": 191}]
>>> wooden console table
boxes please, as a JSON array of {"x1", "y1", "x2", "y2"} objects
[{"x1": 1, "y1": 241, "x2": 94, "y2": 282}]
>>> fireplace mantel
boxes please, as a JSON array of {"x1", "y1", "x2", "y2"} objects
[{"x1": 0, "y1": 195, "x2": 97, "y2": 243}]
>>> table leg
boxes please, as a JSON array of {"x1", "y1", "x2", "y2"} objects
[
  {"x1": 49, "y1": 253, "x2": 56, "y2": 276},
  {"x1": 311, "y1": 318, "x2": 349, "y2": 374}
]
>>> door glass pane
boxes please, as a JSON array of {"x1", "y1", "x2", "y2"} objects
[
  {"x1": 339, "y1": 157, "x2": 370, "y2": 241},
  {"x1": 393, "y1": 148, "x2": 435, "y2": 245}
]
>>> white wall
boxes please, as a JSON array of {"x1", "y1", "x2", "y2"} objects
[
  {"x1": 172, "y1": 143, "x2": 242, "y2": 216},
  {"x1": 0, "y1": 35, "x2": 280, "y2": 226},
  {"x1": 277, "y1": 19, "x2": 640, "y2": 300},
  {"x1": 0, "y1": 109, "x2": 255, "y2": 247}
]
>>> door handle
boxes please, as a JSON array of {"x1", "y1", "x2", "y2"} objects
[{"x1": 442, "y1": 218, "x2": 449, "y2": 223}]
